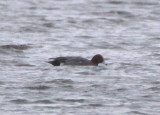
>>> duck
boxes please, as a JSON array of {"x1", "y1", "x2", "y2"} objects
[{"x1": 48, "y1": 54, "x2": 104, "y2": 66}]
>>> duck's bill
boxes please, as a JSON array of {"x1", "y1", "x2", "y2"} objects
[
  {"x1": 102, "y1": 61, "x2": 107, "y2": 65},
  {"x1": 98, "y1": 61, "x2": 107, "y2": 66}
]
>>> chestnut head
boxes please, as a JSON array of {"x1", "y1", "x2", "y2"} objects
[{"x1": 91, "y1": 54, "x2": 104, "y2": 65}]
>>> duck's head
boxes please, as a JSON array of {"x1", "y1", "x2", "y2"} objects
[{"x1": 91, "y1": 54, "x2": 104, "y2": 65}]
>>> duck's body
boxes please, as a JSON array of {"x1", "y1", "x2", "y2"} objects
[{"x1": 48, "y1": 54, "x2": 104, "y2": 66}]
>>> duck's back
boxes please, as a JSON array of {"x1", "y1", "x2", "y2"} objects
[{"x1": 49, "y1": 56, "x2": 94, "y2": 66}]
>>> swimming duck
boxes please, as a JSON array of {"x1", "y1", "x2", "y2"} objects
[{"x1": 48, "y1": 54, "x2": 104, "y2": 66}]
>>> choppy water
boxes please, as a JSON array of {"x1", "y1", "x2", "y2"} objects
[{"x1": 0, "y1": 0, "x2": 160, "y2": 115}]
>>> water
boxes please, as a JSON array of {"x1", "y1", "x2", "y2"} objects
[{"x1": 0, "y1": 0, "x2": 160, "y2": 114}]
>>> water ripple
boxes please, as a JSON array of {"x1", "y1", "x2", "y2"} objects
[
  {"x1": 24, "y1": 85, "x2": 51, "y2": 90},
  {"x1": 0, "y1": 44, "x2": 31, "y2": 50}
]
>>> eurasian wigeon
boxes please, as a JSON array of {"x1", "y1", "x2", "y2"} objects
[{"x1": 48, "y1": 54, "x2": 104, "y2": 66}]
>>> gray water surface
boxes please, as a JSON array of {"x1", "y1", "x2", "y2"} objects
[{"x1": 0, "y1": 0, "x2": 160, "y2": 115}]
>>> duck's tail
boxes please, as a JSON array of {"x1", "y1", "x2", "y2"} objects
[{"x1": 47, "y1": 60, "x2": 60, "y2": 66}]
